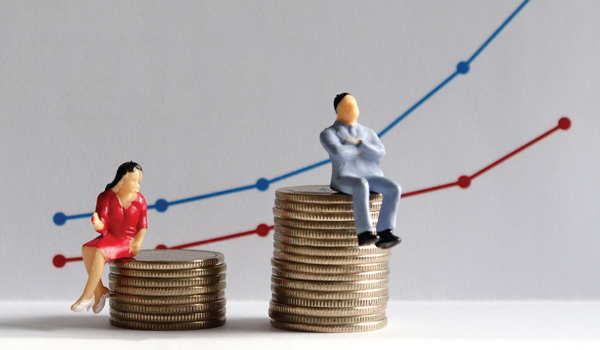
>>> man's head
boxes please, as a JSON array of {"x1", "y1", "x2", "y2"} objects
[{"x1": 334, "y1": 93, "x2": 359, "y2": 126}]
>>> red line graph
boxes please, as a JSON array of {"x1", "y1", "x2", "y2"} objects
[
  {"x1": 52, "y1": 117, "x2": 571, "y2": 268},
  {"x1": 401, "y1": 117, "x2": 571, "y2": 197}
]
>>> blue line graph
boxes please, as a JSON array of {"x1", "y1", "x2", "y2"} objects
[{"x1": 53, "y1": 0, "x2": 530, "y2": 226}]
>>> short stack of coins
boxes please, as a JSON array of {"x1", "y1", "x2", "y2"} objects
[
  {"x1": 108, "y1": 249, "x2": 226, "y2": 331},
  {"x1": 270, "y1": 185, "x2": 391, "y2": 333}
]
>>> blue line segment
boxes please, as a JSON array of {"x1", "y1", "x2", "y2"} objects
[{"x1": 53, "y1": 0, "x2": 530, "y2": 225}]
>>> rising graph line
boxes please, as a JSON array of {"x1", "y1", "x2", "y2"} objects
[
  {"x1": 52, "y1": 0, "x2": 531, "y2": 226},
  {"x1": 52, "y1": 116, "x2": 571, "y2": 268}
]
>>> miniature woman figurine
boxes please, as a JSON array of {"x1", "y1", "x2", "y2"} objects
[
  {"x1": 71, "y1": 161, "x2": 147, "y2": 313},
  {"x1": 320, "y1": 93, "x2": 402, "y2": 248}
]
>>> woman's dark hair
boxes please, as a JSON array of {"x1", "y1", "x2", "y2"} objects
[
  {"x1": 105, "y1": 161, "x2": 143, "y2": 192},
  {"x1": 333, "y1": 92, "x2": 351, "y2": 112}
]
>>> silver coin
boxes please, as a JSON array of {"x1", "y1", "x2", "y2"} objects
[
  {"x1": 269, "y1": 310, "x2": 386, "y2": 325},
  {"x1": 110, "y1": 308, "x2": 226, "y2": 323},
  {"x1": 274, "y1": 217, "x2": 377, "y2": 230},
  {"x1": 109, "y1": 249, "x2": 224, "y2": 270},
  {"x1": 271, "y1": 286, "x2": 388, "y2": 299},
  {"x1": 270, "y1": 318, "x2": 387, "y2": 333},
  {"x1": 109, "y1": 291, "x2": 225, "y2": 305},
  {"x1": 273, "y1": 207, "x2": 379, "y2": 222},
  {"x1": 274, "y1": 225, "x2": 358, "y2": 240},
  {"x1": 275, "y1": 185, "x2": 382, "y2": 204},
  {"x1": 108, "y1": 273, "x2": 226, "y2": 287},
  {"x1": 274, "y1": 199, "x2": 381, "y2": 213},
  {"x1": 271, "y1": 294, "x2": 389, "y2": 308},
  {"x1": 273, "y1": 242, "x2": 385, "y2": 257},
  {"x1": 272, "y1": 267, "x2": 390, "y2": 281},
  {"x1": 110, "y1": 317, "x2": 226, "y2": 331},
  {"x1": 273, "y1": 233, "x2": 357, "y2": 247},
  {"x1": 271, "y1": 258, "x2": 389, "y2": 273},
  {"x1": 109, "y1": 281, "x2": 226, "y2": 296},
  {"x1": 271, "y1": 276, "x2": 389, "y2": 291},
  {"x1": 109, "y1": 264, "x2": 227, "y2": 278},
  {"x1": 109, "y1": 299, "x2": 226, "y2": 315},
  {"x1": 269, "y1": 300, "x2": 387, "y2": 316},
  {"x1": 273, "y1": 250, "x2": 390, "y2": 265}
]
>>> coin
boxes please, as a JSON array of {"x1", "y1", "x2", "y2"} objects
[
  {"x1": 271, "y1": 286, "x2": 388, "y2": 299},
  {"x1": 270, "y1": 318, "x2": 387, "y2": 333},
  {"x1": 271, "y1": 186, "x2": 392, "y2": 333},
  {"x1": 274, "y1": 217, "x2": 377, "y2": 230},
  {"x1": 110, "y1": 308, "x2": 226, "y2": 323},
  {"x1": 273, "y1": 208, "x2": 379, "y2": 222},
  {"x1": 275, "y1": 185, "x2": 382, "y2": 204},
  {"x1": 269, "y1": 301, "x2": 387, "y2": 316},
  {"x1": 109, "y1": 291, "x2": 226, "y2": 305},
  {"x1": 269, "y1": 310, "x2": 386, "y2": 325},
  {"x1": 273, "y1": 233, "x2": 357, "y2": 247},
  {"x1": 109, "y1": 265, "x2": 227, "y2": 279},
  {"x1": 273, "y1": 242, "x2": 384, "y2": 257},
  {"x1": 110, "y1": 317, "x2": 226, "y2": 331},
  {"x1": 109, "y1": 249, "x2": 224, "y2": 270},
  {"x1": 271, "y1": 259, "x2": 389, "y2": 274},
  {"x1": 109, "y1": 281, "x2": 226, "y2": 296},
  {"x1": 273, "y1": 232, "x2": 358, "y2": 248},
  {"x1": 271, "y1": 294, "x2": 389, "y2": 308},
  {"x1": 274, "y1": 199, "x2": 381, "y2": 213},
  {"x1": 271, "y1": 276, "x2": 389, "y2": 291},
  {"x1": 109, "y1": 299, "x2": 226, "y2": 315},
  {"x1": 274, "y1": 226, "x2": 358, "y2": 240},
  {"x1": 273, "y1": 250, "x2": 390, "y2": 265},
  {"x1": 108, "y1": 273, "x2": 226, "y2": 288},
  {"x1": 272, "y1": 267, "x2": 390, "y2": 281}
]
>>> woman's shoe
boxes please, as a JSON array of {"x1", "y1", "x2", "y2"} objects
[
  {"x1": 71, "y1": 296, "x2": 95, "y2": 312},
  {"x1": 93, "y1": 291, "x2": 109, "y2": 314}
]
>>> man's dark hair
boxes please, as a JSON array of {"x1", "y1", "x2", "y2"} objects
[
  {"x1": 333, "y1": 92, "x2": 351, "y2": 112},
  {"x1": 105, "y1": 161, "x2": 143, "y2": 191}
]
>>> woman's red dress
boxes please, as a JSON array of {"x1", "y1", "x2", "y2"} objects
[{"x1": 83, "y1": 190, "x2": 148, "y2": 261}]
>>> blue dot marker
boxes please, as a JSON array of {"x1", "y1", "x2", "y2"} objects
[
  {"x1": 53, "y1": 212, "x2": 67, "y2": 226},
  {"x1": 256, "y1": 178, "x2": 270, "y2": 191},
  {"x1": 155, "y1": 199, "x2": 169, "y2": 212},
  {"x1": 457, "y1": 61, "x2": 470, "y2": 74}
]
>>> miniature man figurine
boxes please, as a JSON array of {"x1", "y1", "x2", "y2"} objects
[{"x1": 320, "y1": 93, "x2": 401, "y2": 248}]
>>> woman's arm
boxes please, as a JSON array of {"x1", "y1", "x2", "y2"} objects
[
  {"x1": 130, "y1": 193, "x2": 148, "y2": 255},
  {"x1": 129, "y1": 228, "x2": 146, "y2": 255},
  {"x1": 92, "y1": 192, "x2": 109, "y2": 235}
]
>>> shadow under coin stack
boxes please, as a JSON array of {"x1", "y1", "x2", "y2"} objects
[
  {"x1": 270, "y1": 185, "x2": 391, "y2": 333},
  {"x1": 108, "y1": 249, "x2": 227, "y2": 330}
]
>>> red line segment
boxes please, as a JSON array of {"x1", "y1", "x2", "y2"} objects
[
  {"x1": 402, "y1": 181, "x2": 459, "y2": 198},
  {"x1": 471, "y1": 125, "x2": 560, "y2": 179},
  {"x1": 52, "y1": 118, "x2": 570, "y2": 267}
]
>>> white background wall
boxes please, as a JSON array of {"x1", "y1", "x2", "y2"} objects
[{"x1": 0, "y1": 0, "x2": 598, "y2": 301}]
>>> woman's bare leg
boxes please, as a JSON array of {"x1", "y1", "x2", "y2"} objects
[
  {"x1": 82, "y1": 246, "x2": 110, "y2": 307},
  {"x1": 72, "y1": 247, "x2": 107, "y2": 309}
]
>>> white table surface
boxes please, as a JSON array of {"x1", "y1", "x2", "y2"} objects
[{"x1": 0, "y1": 301, "x2": 598, "y2": 349}]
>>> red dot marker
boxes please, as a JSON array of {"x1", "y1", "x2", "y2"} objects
[
  {"x1": 256, "y1": 224, "x2": 272, "y2": 237},
  {"x1": 53, "y1": 255, "x2": 67, "y2": 268},
  {"x1": 558, "y1": 117, "x2": 571, "y2": 130},
  {"x1": 155, "y1": 244, "x2": 168, "y2": 249},
  {"x1": 457, "y1": 175, "x2": 471, "y2": 189}
]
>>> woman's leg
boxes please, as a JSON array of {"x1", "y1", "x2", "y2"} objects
[
  {"x1": 83, "y1": 246, "x2": 110, "y2": 308},
  {"x1": 72, "y1": 247, "x2": 107, "y2": 308}
]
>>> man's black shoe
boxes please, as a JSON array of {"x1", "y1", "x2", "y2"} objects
[
  {"x1": 375, "y1": 229, "x2": 401, "y2": 249},
  {"x1": 357, "y1": 231, "x2": 379, "y2": 246}
]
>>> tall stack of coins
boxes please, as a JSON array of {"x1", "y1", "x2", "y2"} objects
[
  {"x1": 270, "y1": 185, "x2": 391, "y2": 333},
  {"x1": 108, "y1": 249, "x2": 226, "y2": 331}
]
